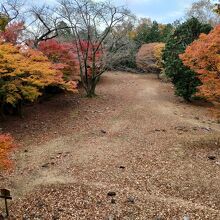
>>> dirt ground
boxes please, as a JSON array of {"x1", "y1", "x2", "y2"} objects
[{"x1": 0, "y1": 72, "x2": 220, "y2": 219}]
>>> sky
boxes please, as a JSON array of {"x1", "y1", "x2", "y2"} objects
[
  {"x1": 114, "y1": 0, "x2": 198, "y2": 23},
  {"x1": 29, "y1": 0, "x2": 199, "y2": 24}
]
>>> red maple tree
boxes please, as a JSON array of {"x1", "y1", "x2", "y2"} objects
[
  {"x1": 0, "y1": 21, "x2": 24, "y2": 44},
  {"x1": 38, "y1": 39, "x2": 80, "y2": 81}
]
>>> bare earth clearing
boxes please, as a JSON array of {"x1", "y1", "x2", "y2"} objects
[{"x1": 0, "y1": 72, "x2": 220, "y2": 219}]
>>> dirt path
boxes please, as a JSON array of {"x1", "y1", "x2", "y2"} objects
[{"x1": 1, "y1": 72, "x2": 220, "y2": 219}]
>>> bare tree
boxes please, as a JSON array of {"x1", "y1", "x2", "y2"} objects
[
  {"x1": 56, "y1": 0, "x2": 130, "y2": 97},
  {"x1": 214, "y1": 1, "x2": 220, "y2": 15},
  {"x1": 104, "y1": 19, "x2": 138, "y2": 72},
  {"x1": 0, "y1": 0, "x2": 26, "y2": 33},
  {"x1": 26, "y1": 5, "x2": 61, "y2": 47},
  {"x1": 0, "y1": 0, "x2": 60, "y2": 46},
  {"x1": 0, "y1": 0, "x2": 25, "y2": 22},
  {"x1": 186, "y1": 0, "x2": 220, "y2": 26}
]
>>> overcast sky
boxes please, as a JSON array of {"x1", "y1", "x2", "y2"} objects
[{"x1": 28, "y1": 0, "x2": 199, "y2": 24}]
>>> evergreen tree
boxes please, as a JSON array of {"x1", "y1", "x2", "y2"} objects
[
  {"x1": 57, "y1": 21, "x2": 71, "y2": 40},
  {"x1": 163, "y1": 17, "x2": 212, "y2": 101},
  {"x1": 148, "y1": 21, "x2": 161, "y2": 42},
  {"x1": 135, "y1": 23, "x2": 151, "y2": 46},
  {"x1": 160, "y1": 24, "x2": 174, "y2": 42},
  {"x1": 134, "y1": 21, "x2": 174, "y2": 45}
]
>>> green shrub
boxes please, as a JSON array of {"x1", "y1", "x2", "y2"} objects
[{"x1": 163, "y1": 17, "x2": 212, "y2": 101}]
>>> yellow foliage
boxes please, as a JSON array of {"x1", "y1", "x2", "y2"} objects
[
  {"x1": 136, "y1": 43, "x2": 165, "y2": 75},
  {"x1": 154, "y1": 43, "x2": 165, "y2": 71},
  {"x1": 0, "y1": 15, "x2": 9, "y2": 31},
  {"x1": 128, "y1": 31, "x2": 137, "y2": 40},
  {"x1": 0, "y1": 43, "x2": 77, "y2": 106},
  {"x1": 214, "y1": 3, "x2": 220, "y2": 15}
]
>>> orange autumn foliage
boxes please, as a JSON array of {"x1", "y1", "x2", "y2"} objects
[
  {"x1": 180, "y1": 25, "x2": 220, "y2": 103},
  {"x1": 0, "y1": 134, "x2": 16, "y2": 170},
  {"x1": 0, "y1": 42, "x2": 77, "y2": 107}
]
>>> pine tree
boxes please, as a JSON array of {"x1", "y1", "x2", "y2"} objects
[{"x1": 163, "y1": 17, "x2": 212, "y2": 100}]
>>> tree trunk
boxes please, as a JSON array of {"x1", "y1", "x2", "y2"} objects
[
  {"x1": 86, "y1": 77, "x2": 98, "y2": 98},
  {"x1": 87, "y1": 89, "x2": 96, "y2": 98},
  {"x1": 14, "y1": 101, "x2": 23, "y2": 118},
  {"x1": 157, "y1": 73, "x2": 160, "y2": 79},
  {"x1": 0, "y1": 104, "x2": 6, "y2": 120}
]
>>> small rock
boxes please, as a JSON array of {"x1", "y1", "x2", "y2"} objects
[
  {"x1": 101, "y1": 129, "x2": 107, "y2": 134},
  {"x1": 36, "y1": 201, "x2": 44, "y2": 208},
  {"x1": 108, "y1": 214, "x2": 115, "y2": 220},
  {"x1": 183, "y1": 216, "x2": 190, "y2": 220},
  {"x1": 127, "y1": 196, "x2": 135, "y2": 204},
  {"x1": 111, "y1": 198, "x2": 116, "y2": 204},
  {"x1": 175, "y1": 126, "x2": 188, "y2": 132},
  {"x1": 107, "y1": 191, "x2": 116, "y2": 197},
  {"x1": 202, "y1": 127, "x2": 212, "y2": 132},
  {"x1": 119, "y1": 165, "x2": 125, "y2": 169},
  {"x1": 52, "y1": 214, "x2": 59, "y2": 220},
  {"x1": 24, "y1": 149, "x2": 28, "y2": 153},
  {"x1": 208, "y1": 156, "x2": 216, "y2": 160},
  {"x1": 194, "y1": 117, "x2": 199, "y2": 120},
  {"x1": 42, "y1": 163, "x2": 50, "y2": 168},
  {"x1": 215, "y1": 162, "x2": 220, "y2": 165},
  {"x1": 97, "y1": 201, "x2": 102, "y2": 205},
  {"x1": 22, "y1": 215, "x2": 31, "y2": 220}
]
